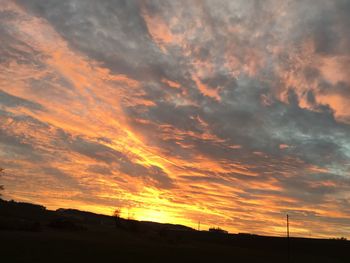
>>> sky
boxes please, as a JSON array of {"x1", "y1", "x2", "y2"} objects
[{"x1": 1, "y1": 0, "x2": 350, "y2": 238}]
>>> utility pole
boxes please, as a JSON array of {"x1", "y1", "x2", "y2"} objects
[
  {"x1": 198, "y1": 221, "x2": 201, "y2": 231},
  {"x1": 287, "y1": 214, "x2": 290, "y2": 263}
]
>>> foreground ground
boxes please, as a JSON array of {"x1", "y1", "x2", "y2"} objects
[{"x1": 0, "y1": 200, "x2": 348, "y2": 262}]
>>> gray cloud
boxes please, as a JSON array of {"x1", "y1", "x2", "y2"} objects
[
  {"x1": 41, "y1": 166, "x2": 83, "y2": 190},
  {"x1": 58, "y1": 131, "x2": 174, "y2": 189},
  {"x1": 9, "y1": 1, "x2": 350, "y2": 169},
  {"x1": 0, "y1": 0, "x2": 349, "y2": 236},
  {"x1": 0, "y1": 90, "x2": 44, "y2": 111}
]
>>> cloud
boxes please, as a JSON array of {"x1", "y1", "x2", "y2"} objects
[
  {"x1": 0, "y1": 90, "x2": 44, "y2": 111},
  {"x1": 0, "y1": 0, "x2": 349, "y2": 238}
]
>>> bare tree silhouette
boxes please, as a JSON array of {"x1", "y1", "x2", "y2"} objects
[
  {"x1": 0, "y1": 167, "x2": 4, "y2": 196},
  {"x1": 113, "y1": 208, "x2": 121, "y2": 228}
]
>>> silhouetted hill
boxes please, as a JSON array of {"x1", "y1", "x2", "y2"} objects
[
  {"x1": 0, "y1": 199, "x2": 193, "y2": 232},
  {"x1": 0, "y1": 199, "x2": 46, "y2": 218},
  {"x1": 0, "y1": 199, "x2": 349, "y2": 263},
  {"x1": 56, "y1": 208, "x2": 193, "y2": 232}
]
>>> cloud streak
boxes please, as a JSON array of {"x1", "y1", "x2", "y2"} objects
[{"x1": 0, "y1": 0, "x2": 349, "y2": 238}]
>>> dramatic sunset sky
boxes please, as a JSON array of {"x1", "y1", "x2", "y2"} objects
[{"x1": 1, "y1": 0, "x2": 350, "y2": 238}]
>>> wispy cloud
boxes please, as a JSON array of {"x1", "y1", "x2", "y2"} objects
[{"x1": 0, "y1": 0, "x2": 349, "y2": 238}]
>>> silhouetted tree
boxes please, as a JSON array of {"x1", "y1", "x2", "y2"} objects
[
  {"x1": 113, "y1": 208, "x2": 121, "y2": 228},
  {"x1": 0, "y1": 167, "x2": 4, "y2": 197}
]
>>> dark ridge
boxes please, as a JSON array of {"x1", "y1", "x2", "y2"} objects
[{"x1": 0, "y1": 199, "x2": 349, "y2": 263}]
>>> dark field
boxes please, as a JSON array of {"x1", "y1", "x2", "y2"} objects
[{"x1": 1, "y1": 200, "x2": 349, "y2": 263}]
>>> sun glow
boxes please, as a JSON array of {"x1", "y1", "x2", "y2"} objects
[{"x1": 132, "y1": 208, "x2": 173, "y2": 224}]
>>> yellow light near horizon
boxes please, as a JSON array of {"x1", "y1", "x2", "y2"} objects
[{"x1": 135, "y1": 208, "x2": 173, "y2": 223}]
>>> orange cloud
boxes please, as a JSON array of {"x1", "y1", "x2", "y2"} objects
[
  {"x1": 1, "y1": 1, "x2": 350, "y2": 240},
  {"x1": 193, "y1": 75, "x2": 221, "y2": 101}
]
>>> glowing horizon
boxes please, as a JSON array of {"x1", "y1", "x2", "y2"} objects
[{"x1": 1, "y1": 0, "x2": 350, "y2": 239}]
